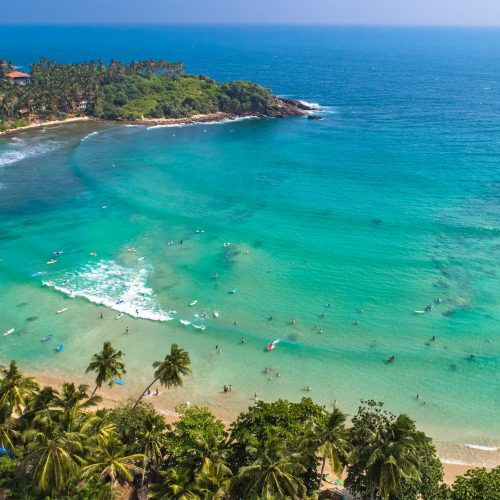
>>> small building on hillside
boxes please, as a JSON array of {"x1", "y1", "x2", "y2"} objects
[{"x1": 6, "y1": 71, "x2": 30, "y2": 85}]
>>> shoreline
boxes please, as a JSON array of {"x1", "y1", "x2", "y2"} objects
[
  {"x1": 0, "y1": 100, "x2": 309, "y2": 137},
  {"x1": 0, "y1": 116, "x2": 95, "y2": 136},
  {"x1": 30, "y1": 369, "x2": 495, "y2": 485},
  {"x1": 0, "y1": 113, "x2": 256, "y2": 137}
]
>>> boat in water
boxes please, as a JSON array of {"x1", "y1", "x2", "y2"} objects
[{"x1": 267, "y1": 339, "x2": 280, "y2": 351}]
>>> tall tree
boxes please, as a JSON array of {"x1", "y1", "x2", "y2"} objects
[
  {"x1": 135, "y1": 411, "x2": 169, "y2": 485},
  {"x1": 302, "y1": 405, "x2": 351, "y2": 491},
  {"x1": 354, "y1": 414, "x2": 425, "y2": 500},
  {"x1": 86, "y1": 341, "x2": 126, "y2": 396},
  {"x1": 22, "y1": 419, "x2": 85, "y2": 496},
  {"x1": 0, "y1": 361, "x2": 39, "y2": 415},
  {"x1": 234, "y1": 438, "x2": 306, "y2": 498},
  {"x1": 83, "y1": 434, "x2": 144, "y2": 496},
  {"x1": 134, "y1": 344, "x2": 191, "y2": 407},
  {"x1": 0, "y1": 402, "x2": 20, "y2": 450},
  {"x1": 52, "y1": 382, "x2": 102, "y2": 413}
]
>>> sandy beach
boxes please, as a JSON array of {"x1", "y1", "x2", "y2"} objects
[
  {"x1": 0, "y1": 116, "x2": 94, "y2": 136},
  {"x1": 0, "y1": 112, "x2": 255, "y2": 137},
  {"x1": 29, "y1": 369, "x2": 493, "y2": 486}
]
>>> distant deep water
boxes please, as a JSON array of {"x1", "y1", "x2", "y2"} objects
[{"x1": 0, "y1": 26, "x2": 499, "y2": 465}]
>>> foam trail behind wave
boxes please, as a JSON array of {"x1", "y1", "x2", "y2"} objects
[
  {"x1": 44, "y1": 260, "x2": 173, "y2": 321},
  {"x1": 80, "y1": 131, "x2": 99, "y2": 142},
  {"x1": 146, "y1": 115, "x2": 258, "y2": 131},
  {"x1": 465, "y1": 444, "x2": 498, "y2": 452}
]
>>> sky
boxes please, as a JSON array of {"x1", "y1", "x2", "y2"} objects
[{"x1": 2, "y1": 0, "x2": 500, "y2": 26}]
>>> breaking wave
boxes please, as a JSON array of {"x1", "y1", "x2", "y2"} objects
[
  {"x1": 0, "y1": 138, "x2": 65, "y2": 167},
  {"x1": 43, "y1": 260, "x2": 173, "y2": 322}
]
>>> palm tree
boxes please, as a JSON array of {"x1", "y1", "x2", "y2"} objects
[
  {"x1": 0, "y1": 402, "x2": 20, "y2": 450},
  {"x1": 234, "y1": 438, "x2": 306, "y2": 498},
  {"x1": 355, "y1": 414, "x2": 424, "y2": 500},
  {"x1": 0, "y1": 360, "x2": 39, "y2": 415},
  {"x1": 22, "y1": 386, "x2": 58, "y2": 422},
  {"x1": 22, "y1": 419, "x2": 85, "y2": 496},
  {"x1": 135, "y1": 411, "x2": 169, "y2": 485},
  {"x1": 150, "y1": 468, "x2": 198, "y2": 500},
  {"x1": 86, "y1": 342, "x2": 126, "y2": 396},
  {"x1": 134, "y1": 344, "x2": 191, "y2": 407},
  {"x1": 83, "y1": 434, "x2": 144, "y2": 496},
  {"x1": 194, "y1": 459, "x2": 232, "y2": 499},
  {"x1": 302, "y1": 406, "x2": 351, "y2": 490},
  {"x1": 52, "y1": 382, "x2": 102, "y2": 413},
  {"x1": 187, "y1": 431, "x2": 230, "y2": 478}
]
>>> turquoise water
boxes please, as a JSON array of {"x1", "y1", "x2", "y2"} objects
[{"x1": 0, "y1": 27, "x2": 499, "y2": 463}]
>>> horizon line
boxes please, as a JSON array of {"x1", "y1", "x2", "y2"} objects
[{"x1": 1, "y1": 22, "x2": 500, "y2": 28}]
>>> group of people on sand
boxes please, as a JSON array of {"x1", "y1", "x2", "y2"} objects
[
  {"x1": 144, "y1": 388, "x2": 159, "y2": 397},
  {"x1": 223, "y1": 384, "x2": 232, "y2": 393}
]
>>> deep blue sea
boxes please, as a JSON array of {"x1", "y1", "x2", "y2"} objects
[{"x1": 0, "y1": 26, "x2": 499, "y2": 465}]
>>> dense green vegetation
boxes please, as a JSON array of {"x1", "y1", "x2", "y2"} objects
[
  {"x1": 0, "y1": 58, "x2": 278, "y2": 130},
  {"x1": 0, "y1": 342, "x2": 496, "y2": 499}
]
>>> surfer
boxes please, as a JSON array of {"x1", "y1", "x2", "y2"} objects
[
  {"x1": 234, "y1": 320, "x2": 238, "y2": 326},
  {"x1": 240, "y1": 338, "x2": 246, "y2": 344},
  {"x1": 354, "y1": 320, "x2": 360, "y2": 325},
  {"x1": 321, "y1": 312, "x2": 325, "y2": 318},
  {"x1": 291, "y1": 319, "x2": 297, "y2": 325}
]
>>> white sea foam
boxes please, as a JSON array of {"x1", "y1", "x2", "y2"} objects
[
  {"x1": 145, "y1": 115, "x2": 258, "y2": 131},
  {"x1": 45, "y1": 260, "x2": 173, "y2": 322},
  {"x1": 439, "y1": 458, "x2": 473, "y2": 466},
  {"x1": 297, "y1": 99, "x2": 339, "y2": 116},
  {"x1": 0, "y1": 138, "x2": 64, "y2": 167},
  {"x1": 298, "y1": 100, "x2": 322, "y2": 109},
  {"x1": 80, "y1": 131, "x2": 99, "y2": 142},
  {"x1": 465, "y1": 444, "x2": 498, "y2": 452}
]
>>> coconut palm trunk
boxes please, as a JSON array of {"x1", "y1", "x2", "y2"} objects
[
  {"x1": 134, "y1": 378, "x2": 159, "y2": 408},
  {"x1": 317, "y1": 453, "x2": 327, "y2": 490}
]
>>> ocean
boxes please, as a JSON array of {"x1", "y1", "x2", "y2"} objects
[{"x1": 0, "y1": 26, "x2": 499, "y2": 465}]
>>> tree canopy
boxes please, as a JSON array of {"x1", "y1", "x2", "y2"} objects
[{"x1": 0, "y1": 57, "x2": 278, "y2": 130}]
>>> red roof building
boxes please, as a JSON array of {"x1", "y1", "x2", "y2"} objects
[
  {"x1": 6, "y1": 71, "x2": 30, "y2": 85},
  {"x1": 6, "y1": 71, "x2": 30, "y2": 78}
]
